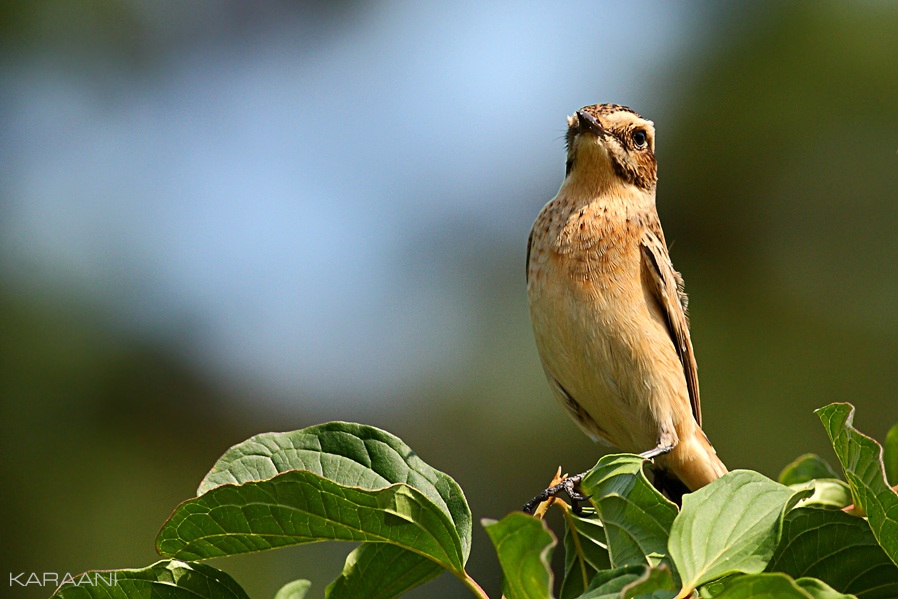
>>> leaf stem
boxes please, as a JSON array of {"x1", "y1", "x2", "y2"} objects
[
  {"x1": 559, "y1": 504, "x2": 591, "y2": 591},
  {"x1": 459, "y1": 571, "x2": 490, "y2": 599}
]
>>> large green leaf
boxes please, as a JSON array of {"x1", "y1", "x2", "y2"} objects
[
  {"x1": 779, "y1": 454, "x2": 840, "y2": 486},
  {"x1": 560, "y1": 508, "x2": 611, "y2": 599},
  {"x1": 705, "y1": 573, "x2": 853, "y2": 599},
  {"x1": 50, "y1": 560, "x2": 249, "y2": 599},
  {"x1": 579, "y1": 455, "x2": 678, "y2": 569},
  {"x1": 668, "y1": 470, "x2": 806, "y2": 595},
  {"x1": 483, "y1": 513, "x2": 556, "y2": 599},
  {"x1": 157, "y1": 470, "x2": 466, "y2": 575},
  {"x1": 325, "y1": 542, "x2": 443, "y2": 599},
  {"x1": 768, "y1": 506, "x2": 898, "y2": 598},
  {"x1": 817, "y1": 403, "x2": 898, "y2": 565},
  {"x1": 197, "y1": 422, "x2": 471, "y2": 560},
  {"x1": 157, "y1": 421, "x2": 472, "y2": 591}
]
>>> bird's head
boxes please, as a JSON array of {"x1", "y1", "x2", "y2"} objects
[{"x1": 564, "y1": 103, "x2": 657, "y2": 193}]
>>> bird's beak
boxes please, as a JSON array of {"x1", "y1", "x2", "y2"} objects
[{"x1": 576, "y1": 110, "x2": 607, "y2": 138}]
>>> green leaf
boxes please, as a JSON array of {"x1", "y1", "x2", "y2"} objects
[
  {"x1": 816, "y1": 403, "x2": 898, "y2": 565},
  {"x1": 669, "y1": 470, "x2": 807, "y2": 595},
  {"x1": 768, "y1": 506, "x2": 898, "y2": 599},
  {"x1": 578, "y1": 565, "x2": 648, "y2": 598},
  {"x1": 197, "y1": 422, "x2": 471, "y2": 561},
  {"x1": 325, "y1": 543, "x2": 443, "y2": 599},
  {"x1": 157, "y1": 421, "x2": 473, "y2": 591},
  {"x1": 157, "y1": 470, "x2": 466, "y2": 575},
  {"x1": 579, "y1": 454, "x2": 678, "y2": 569},
  {"x1": 795, "y1": 578, "x2": 858, "y2": 599},
  {"x1": 50, "y1": 560, "x2": 249, "y2": 599},
  {"x1": 619, "y1": 564, "x2": 677, "y2": 598},
  {"x1": 483, "y1": 513, "x2": 556, "y2": 599},
  {"x1": 779, "y1": 454, "x2": 840, "y2": 486},
  {"x1": 790, "y1": 479, "x2": 853, "y2": 510},
  {"x1": 884, "y1": 422, "x2": 898, "y2": 487},
  {"x1": 560, "y1": 508, "x2": 611, "y2": 599},
  {"x1": 707, "y1": 573, "x2": 852, "y2": 599},
  {"x1": 274, "y1": 579, "x2": 311, "y2": 599}
]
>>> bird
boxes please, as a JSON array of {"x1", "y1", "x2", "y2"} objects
[{"x1": 523, "y1": 103, "x2": 726, "y2": 512}]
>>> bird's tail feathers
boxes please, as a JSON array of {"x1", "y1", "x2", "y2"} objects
[{"x1": 653, "y1": 430, "x2": 728, "y2": 505}]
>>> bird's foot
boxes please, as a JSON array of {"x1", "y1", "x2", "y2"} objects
[{"x1": 523, "y1": 471, "x2": 590, "y2": 515}]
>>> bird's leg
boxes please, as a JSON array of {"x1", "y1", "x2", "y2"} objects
[
  {"x1": 523, "y1": 472, "x2": 590, "y2": 515},
  {"x1": 640, "y1": 428, "x2": 678, "y2": 460},
  {"x1": 639, "y1": 443, "x2": 675, "y2": 460},
  {"x1": 525, "y1": 432, "x2": 678, "y2": 514}
]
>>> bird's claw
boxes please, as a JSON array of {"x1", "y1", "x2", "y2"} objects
[
  {"x1": 523, "y1": 472, "x2": 588, "y2": 514},
  {"x1": 563, "y1": 478, "x2": 589, "y2": 502}
]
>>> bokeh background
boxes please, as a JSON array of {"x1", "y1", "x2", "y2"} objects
[{"x1": 3, "y1": 1, "x2": 897, "y2": 597}]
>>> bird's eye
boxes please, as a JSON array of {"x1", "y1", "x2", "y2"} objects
[{"x1": 632, "y1": 129, "x2": 648, "y2": 149}]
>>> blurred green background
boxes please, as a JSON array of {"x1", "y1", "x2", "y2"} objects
[{"x1": 2, "y1": 1, "x2": 897, "y2": 597}]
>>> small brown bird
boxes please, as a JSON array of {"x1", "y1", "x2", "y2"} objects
[{"x1": 524, "y1": 104, "x2": 726, "y2": 510}]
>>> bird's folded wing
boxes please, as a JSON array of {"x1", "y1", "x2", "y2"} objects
[{"x1": 640, "y1": 229, "x2": 702, "y2": 426}]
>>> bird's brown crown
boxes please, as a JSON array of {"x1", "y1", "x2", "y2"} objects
[{"x1": 565, "y1": 103, "x2": 657, "y2": 192}]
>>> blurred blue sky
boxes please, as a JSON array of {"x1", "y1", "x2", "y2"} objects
[{"x1": 2, "y1": 1, "x2": 704, "y2": 404}]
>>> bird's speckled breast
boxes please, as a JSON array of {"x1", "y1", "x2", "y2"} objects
[{"x1": 528, "y1": 192, "x2": 648, "y2": 298}]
